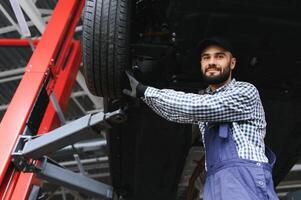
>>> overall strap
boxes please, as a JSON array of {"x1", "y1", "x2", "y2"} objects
[{"x1": 204, "y1": 123, "x2": 238, "y2": 170}]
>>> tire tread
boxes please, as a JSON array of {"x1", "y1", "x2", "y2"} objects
[{"x1": 82, "y1": 0, "x2": 129, "y2": 98}]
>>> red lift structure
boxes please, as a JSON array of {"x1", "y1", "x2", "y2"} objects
[{"x1": 0, "y1": 1, "x2": 121, "y2": 199}]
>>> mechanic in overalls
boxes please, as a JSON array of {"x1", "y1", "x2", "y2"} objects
[{"x1": 123, "y1": 36, "x2": 279, "y2": 199}]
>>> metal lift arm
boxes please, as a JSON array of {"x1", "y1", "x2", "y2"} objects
[
  {"x1": 37, "y1": 158, "x2": 113, "y2": 198},
  {"x1": 12, "y1": 110, "x2": 125, "y2": 161},
  {"x1": 10, "y1": 109, "x2": 126, "y2": 199}
]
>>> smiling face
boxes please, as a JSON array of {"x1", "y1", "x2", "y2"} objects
[{"x1": 200, "y1": 44, "x2": 236, "y2": 88}]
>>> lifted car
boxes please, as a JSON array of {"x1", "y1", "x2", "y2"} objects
[{"x1": 82, "y1": 0, "x2": 301, "y2": 199}]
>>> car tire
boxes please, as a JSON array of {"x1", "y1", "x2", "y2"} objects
[{"x1": 82, "y1": 0, "x2": 130, "y2": 98}]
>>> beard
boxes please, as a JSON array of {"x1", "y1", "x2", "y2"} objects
[{"x1": 202, "y1": 64, "x2": 231, "y2": 85}]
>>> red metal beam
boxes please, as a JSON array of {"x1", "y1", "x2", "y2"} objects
[
  {"x1": 0, "y1": 39, "x2": 39, "y2": 46},
  {"x1": 0, "y1": 0, "x2": 85, "y2": 199},
  {"x1": 39, "y1": 41, "x2": 83, "y2": 132},
  {"x1": 10, "y1": 41, "x2": 82, "y2": 200}
]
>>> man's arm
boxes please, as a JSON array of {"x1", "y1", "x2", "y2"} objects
[
  {"x1": 142, "y1": 83, "x2": 258, "y2": 123},
  {"x1": 123, "y1": 71, "x2": 258, "y2": 124}
]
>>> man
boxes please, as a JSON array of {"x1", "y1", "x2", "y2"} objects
[{"x1": 123, "y1": 37, "x2": 279, "y2": 199}]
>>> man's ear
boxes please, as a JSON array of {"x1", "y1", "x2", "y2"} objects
[{"x1": 230, "y1": 57, "x2": 236, "y2": 70}]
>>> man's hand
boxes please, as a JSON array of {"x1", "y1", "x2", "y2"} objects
[
  {"x1": 123, "y1": 70, "x2": 139, "y2": 98},
  {"x1": 123, "y1": 70, "x2": 148, "y2": 98}
]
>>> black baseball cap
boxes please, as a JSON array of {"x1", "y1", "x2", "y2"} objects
[{"x1": 198, "y1": 36, "x2": 234, "y2": 55}]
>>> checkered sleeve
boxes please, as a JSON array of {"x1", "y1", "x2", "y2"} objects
[{"x1": 142, "y1": 83, "x2": 258, "y2": 123}]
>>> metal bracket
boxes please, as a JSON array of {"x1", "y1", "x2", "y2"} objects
[
  {"x1": 11, "y1": 135, "x2": 39, "y2": 172},
  {"x1": 49, "y1": 92, "x2": 66, "y2": 125}
]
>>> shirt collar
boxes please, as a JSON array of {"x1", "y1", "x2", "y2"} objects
[{"x1": 205, "y1": 79, "x2": 236, "y2": 94}]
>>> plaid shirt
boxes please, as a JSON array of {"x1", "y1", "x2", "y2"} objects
[{"x1": 142, "y1": 79, "x2": 268, "y2": 163}]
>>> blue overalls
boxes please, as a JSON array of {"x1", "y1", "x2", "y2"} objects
[{"x1": 203, "y1": 123, "x2": 279, "y2": 200}]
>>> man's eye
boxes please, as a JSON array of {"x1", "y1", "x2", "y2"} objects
[
  {"x1": 202, "y1": 56, "x2": 209, "y2": 60},
  {"x1": 217, "y1": 55, "x2": 224, "y2": 59}
]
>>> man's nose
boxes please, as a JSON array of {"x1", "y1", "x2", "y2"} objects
[{"x1": 208, "y1": 57, "x2": 217, "y2": 65}]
